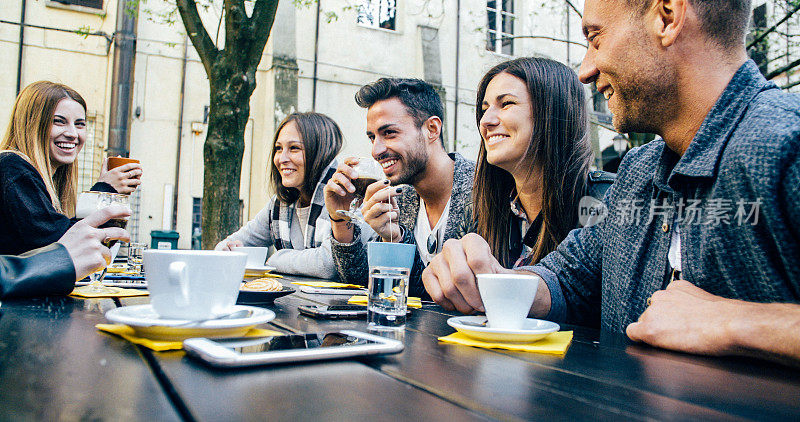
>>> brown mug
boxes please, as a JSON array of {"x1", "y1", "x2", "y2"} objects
[{"x1": 107, "y1": 156, "x2": 140, "y2": 170}]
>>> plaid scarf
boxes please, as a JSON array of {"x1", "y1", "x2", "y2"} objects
[{"x1": 270, "y1": 160, "x2": 337, "y2": 250}]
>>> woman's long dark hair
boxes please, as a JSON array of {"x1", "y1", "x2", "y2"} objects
[
  {"x1": 269, "y1": 112, "x2": 343, "y2": 204},
  {"x1": 474, "y1": 57, "x2": 593, "y2": 267}
]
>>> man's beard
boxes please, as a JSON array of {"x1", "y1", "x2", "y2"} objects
[
  {"x1": 381, "y1": 134, "x2": 429, "y2": 186},
  {"x1": 610, "y1": 40, "x2": 677, "y2": 135},
  {"x1": 612, "y1": 80, "x2": 673, "y2": 135}
]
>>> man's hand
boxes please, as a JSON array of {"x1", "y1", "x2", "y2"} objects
[
  {"x1": 626, "y1": 280, "x2": 738, "y2": 355},
  {"x1": 421, "y1": 233, "x2": 508, "y2": 314},
  {"x1": 362, "y1": 181, "x2": 401, "y2": 242},
  {"x1": 57, "y1": 205, "x2": 131, "y2": 280},
  {"x1": 324, "y1": 158, "x2": 361, "y2": 218},
  {"x1": 215, "y1": 239, "x2": 244, "y2": 251},
  {"x1": 98, "y1": 157, "x2": 143, "y2": 194},
  {"x1": 324, "y1": 158, "x2": 363, "y2": 243}
]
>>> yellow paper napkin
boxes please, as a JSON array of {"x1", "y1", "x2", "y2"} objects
[
  {"x1": 291, "y1": 281, "x2": 363, "y2": 288},
  {"x1": 106, "y1": 267, "x2": 138, "y2": 275},
  {"x1": 245, "y1": 271, "x2": 282, "y2": 278},
  {"x1": 437, "y1": 331, "x2": 573, "y2": 355},
  {"x1": 347, "y1": 295, "x2": 422, "y2": 309},
  {"x1": 70, "y1": 286, "x2": 149, "y2": 298},
  {"x1": 96, "y1": 324, "x2": 282, "y2": 352}
]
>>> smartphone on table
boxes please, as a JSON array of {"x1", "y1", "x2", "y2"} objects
[
  {"x1": 297, "y1": 305, "x2": 368, "y2": 319},
  {"x1": 183, "y1": 330, "x2": 403, "y2": 368},
  {"x1": 299, "y1": 286, "x2": 366, "y2": 295}
]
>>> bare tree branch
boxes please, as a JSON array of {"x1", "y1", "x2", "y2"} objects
[
  {"x1": 510, "y1": 34, "x2": 587, "y2": 49},
  {"x1": 224, "y1": 0, "x2": 248, "y2": 54},
  {"x1": 766, "y1": 56, "x2": 800, "y2": 80},
  {"x1": 247, "y1": 0, "x2": 279, "y2": 68},
  {"x1": 564, "y1": 0, "x2": 582, "y2": 18},
  {"x1": 176, "y1": 0, "x2": 218, "y2": 75},
  {"x1": 748, "y1": 1, "x2": 800, "y2": 50},
  {"x1": 781, "y1": 78, "x2": 800, "y2": 90}
]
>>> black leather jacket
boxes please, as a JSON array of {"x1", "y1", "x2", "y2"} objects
[{"x1": 0, "y1": 243, "x2": 76, "y2": 299}]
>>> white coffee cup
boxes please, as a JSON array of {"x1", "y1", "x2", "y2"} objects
[
  {"x1": 232, "y1": 246, "x2": 269, "y2": 268},
  {"x1": 476, "y1": 273, "x2": 541, "y2": 330},
  {"x1": 144, "y1": 250, "x2": 247, "y2": 320}
]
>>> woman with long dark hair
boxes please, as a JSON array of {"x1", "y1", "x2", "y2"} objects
[
  {"x1": 0, "y1": 81, "x2": 141, "y2": 255},
  {"x1": 215, "y1": 112, "x2": 344, "y2": 278},
  {"x1": 473, "y1": 57, "x2": 614, "y2": 268}
]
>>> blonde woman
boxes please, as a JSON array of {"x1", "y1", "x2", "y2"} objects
[{"x1": 0, "y1": 81, "x2": 141, "y2": 255}]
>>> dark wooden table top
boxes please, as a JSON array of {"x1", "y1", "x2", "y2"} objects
[
  {"x1": 3, "y1": 274, "x2": 800, "y2": 421},
  {"x1": 0, "y1": 296, "x2": 180, "y2": 421}
]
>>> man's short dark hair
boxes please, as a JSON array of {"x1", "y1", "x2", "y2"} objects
[
  {"x1": 355, "y1": 78, "x2": 445, "y2": 143},
  {"x1": 626, "y1": 0, "x2": 751, "y2": 49}
]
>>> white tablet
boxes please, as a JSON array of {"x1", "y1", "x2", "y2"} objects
[{"x1": 183, "y1": 330, "x2": 403, "y2": 368}]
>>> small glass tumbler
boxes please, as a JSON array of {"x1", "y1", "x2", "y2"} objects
[
  {"x1": 127, "y1": 242, "x2": 147, "y2": 275},
  {"x1": 367, "y1": 266, "x2": 411, "y2": 330}
]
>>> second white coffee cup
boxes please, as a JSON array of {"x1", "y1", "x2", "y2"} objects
[
  {"x1": 232, "y1": 246, "x2": 269, "y2": 268},
  {"x1": 477, "y1": 273, "x2": 541, "y2": 330},
  {"x1": 144, "y1": 250, "x2": 247, "y2": 320}
]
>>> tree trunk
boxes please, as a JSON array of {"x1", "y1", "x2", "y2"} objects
[
  {"x1": 201, "y1": 65, "x2": 257, "y2": 249},
  {"x1": 176, "y1": 0, "x2": 278, "y2": 249}
]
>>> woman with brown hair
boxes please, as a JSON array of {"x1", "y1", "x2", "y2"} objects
[
  {"x1": 0, "y1": 81, "x2": 141, "y2": 255},
  {"x1": 215, "y1": 112, "x2": 345, "y2": 278},
  {"x1": 472, "y1": 57, "x2": 614, "y2": 268}
]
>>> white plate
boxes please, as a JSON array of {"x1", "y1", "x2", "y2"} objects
[
  {"x1": 446, "y1": 316, "x2": 560, "y2": 343},
  {"x1": 105, "y1": 304, "x2": 275, "y2": 341},
  {"x1": 245, "y1": 265, "x2": 277, "y2": 272}
]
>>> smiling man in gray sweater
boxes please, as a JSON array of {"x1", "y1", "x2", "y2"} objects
[{"x1": 324, "y1": 78, "x2": 475, "y2": 298}]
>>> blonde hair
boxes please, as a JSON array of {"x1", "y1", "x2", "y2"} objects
[{"x1": 0, "y1": 81, "x2": 86, "y2": 216}]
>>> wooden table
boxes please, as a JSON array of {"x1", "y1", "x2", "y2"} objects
[{"x1": 2, "y1": 274, "x2": 799, "y2": 421}]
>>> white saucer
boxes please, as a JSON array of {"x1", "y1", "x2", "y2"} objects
[
  {"x1": 245, "y1": 265, "x2": 277, "y2": 272},
  {"x1": 446, "y1": 316, "x2": 560, "y2": 343},
  {"x1": 105, "y1": 304, "x2": 275, "y2": 341}
]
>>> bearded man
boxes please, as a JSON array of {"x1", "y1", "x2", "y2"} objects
[
  {"x1": 324, "y1": 78, "x2": 474, "y2": 297},
  {"x1": 423, "y1": 0, "x2": 800, "y2": 365}
]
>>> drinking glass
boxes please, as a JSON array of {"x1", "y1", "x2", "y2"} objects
[
  {"x1": 127, "y1": 242, "x2": 147, "y2": 275},
  {"x1": 366, "y1": 242, "x2": 416, "y2": 330},
  {"x1": 368, "y1": 266, "x2": 411, "y2": 330},
  {"x1": 72, "y1": 191, "x2": 130, "y2": 295},
  {"x1": 336, "y1": 157, "x2": 386, "y2": 222}
]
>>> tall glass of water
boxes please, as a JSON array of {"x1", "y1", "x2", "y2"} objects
[
  {"x1": 368, "y1": 266, "x2": 411, "y2": 329},
  {"x1": 366, "y1": 242, "x2": 416, "y2": 330}
]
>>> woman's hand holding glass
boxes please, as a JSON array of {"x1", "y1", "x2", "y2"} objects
[
  {"x1": 98, "y1": 157, "x2": 143, "y2": 194},
  {"x1": 72, "y1": 191, "x2": 131, "y2": 294}
]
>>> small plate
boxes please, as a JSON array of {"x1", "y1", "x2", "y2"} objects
[
  {"x1": 446, "y1": 316, "x2": 560, "y2": 343},
  {"x1": 105, "y1": 304, "x2": 275, "y2": 341},
  {"x1": 237, "y1": 286, "x2": 295, "y2": 305},
  {"x1": 245, "y1": 265, "x2": 277, "y2": 272}
]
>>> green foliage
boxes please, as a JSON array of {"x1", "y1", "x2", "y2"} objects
[
  {"x1": 76, "y1": 25, "x2": 92, "y2": 39},
  {"x1": 292, "y1": 0, "x2": 318, "y2": 8},
  {"x1": 125, "y1": 0, "x2": 140, "y2": 17}
]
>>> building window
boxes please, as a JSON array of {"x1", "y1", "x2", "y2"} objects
[
  {"x1": 50, "y1": 0, "x2": 103, "y2": 9},
  {"x1": 487, "y1": 0, "x2": 514, "y2": 55},
  {"x1": 357, "y1": 0, "x2": 397, "y2": 31}
]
